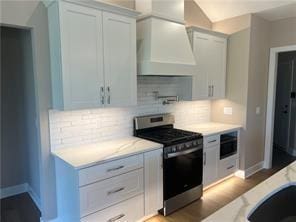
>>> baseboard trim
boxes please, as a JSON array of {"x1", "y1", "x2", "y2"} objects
[
  {"x1": 27, "y1": 184, "x2": 41, "y2": 211},
  {"x1": 0, "y1": 183, "x2": 28, "y2": 199},
  {"x1": 235, "y1": 161, "x2": 264, "y2": 179},
  {"x1": 1, "y1": 183, "x2": 41, "y2": 211}
]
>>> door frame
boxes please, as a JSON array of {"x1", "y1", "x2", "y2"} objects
[{"x1": 264, "y1": 44, "x2": 296, "y2": 169}]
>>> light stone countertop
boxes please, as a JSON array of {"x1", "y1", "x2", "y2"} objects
[
  {"x1": 179, "y1": 122, "x2": 242, "y2": 136},
  {"x1": 202, "y1": 161, "x2": 296, "y2": 222},
  {"x1": 51, "y1": 137, "x2": 163, "y2": 169}
]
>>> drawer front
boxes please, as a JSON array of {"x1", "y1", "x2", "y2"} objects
[
  {"x1": 79, "y1": 154, "x2": 143, "y2": 186},
  {"x1": 218, "y1": 156, "x2": 238, "y2": 179},
  {"x1": 81, "y1": 194, "x2": 144, "y2": 222},
  {"x1": 204, "y1": 134, "x2": 220, "y2": 148},
  {"x1": 80, "y1": 168, "x2": 144, "y2": 217}
]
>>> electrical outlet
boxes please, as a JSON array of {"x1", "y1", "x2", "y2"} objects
[{"x1": 224, "y1": 107, "x2": 233, "y2": 115}]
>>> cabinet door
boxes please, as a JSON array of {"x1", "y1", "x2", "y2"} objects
[
  {"x1": 60, "y1": 2, "x2": 104, "y2": 110},
  {"x1": 144, "y1": 149, "x2": 163, "y2": 216},
  {"x1": 192, "y1": 32, "x2": 212, "y2": 100},
  {"x1": 103, "y1": 12, "x2": 137, "y2": 107},
  {"x1": 203, "y1": 145, "x2": 219, "y2": 187},
  {"x1": 209, "y1": 36, "x2": 227, "y2": 99}
]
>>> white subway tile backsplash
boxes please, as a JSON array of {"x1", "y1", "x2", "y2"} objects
[{"x1": 49, "y1": 77, "x2": 211, "y2": 150}]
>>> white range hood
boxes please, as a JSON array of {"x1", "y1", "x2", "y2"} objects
[{"x1": 136, "y1": 0, "x2": 197, "y2": 76}]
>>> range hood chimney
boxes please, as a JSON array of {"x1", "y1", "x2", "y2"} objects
[{"x1": 136, "y1": 0, "x2": 197, "y2": 76}]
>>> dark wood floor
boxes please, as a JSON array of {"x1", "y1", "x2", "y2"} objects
[
  {"x1": 1, "y1": 149, "x2": 294, "y2": 222},
  {"x1": 1, "y1": 193, "x2": 40, "y2": 222},
  {"x1": 146, "y1": 149, "x2": 296, "y2": 222}
]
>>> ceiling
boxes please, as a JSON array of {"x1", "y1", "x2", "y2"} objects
[{"x1": 194, "y1": 0, "x2": 296, "y2": 22}]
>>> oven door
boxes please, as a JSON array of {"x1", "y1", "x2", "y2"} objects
[{"x1": 163, "y1": 147, "x2": 203, "y2": 201}]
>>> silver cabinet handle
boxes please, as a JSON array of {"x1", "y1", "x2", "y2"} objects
[
  {"x1": 208, "y1": 139, "x2": 217, "y2": 143},
  {"x1": 107, "y1": 213, "x2": 125, "y2": 222},
  {"x1": 208, "y1": 85, "x2": 211, "y2": 97},
  {"x1": 227, "y1": 165, "x2": 234, "y2": 170},
  {"x1": 203, "y1": 152, "x2": 206, "y2": 165},
  {"x1": 106, "y1": 165, "x2": 124, "y2": 172},
  {"x1": 107, "y1": 187, "x2": 125, "y2": 195},
  {"x1": 212, "y1": 85, "x2": 214, "y2": 97},
  {"x1": 100, "y1": 87, "x2": 105, "y2": 105},
  {"x1": 161, "y1": 152, "x2": 163, "y2": 168},
  {"x1": 107, "y1": 86, "x2": 111, "y2": 104}
]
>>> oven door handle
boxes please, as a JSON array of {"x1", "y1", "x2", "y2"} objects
[{"x1": 166, "y1": 147, "x2": 201, "y2": 159}]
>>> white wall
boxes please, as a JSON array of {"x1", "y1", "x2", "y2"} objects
[
  {"x1": 49, "y1": 77, "x2": 211, "y2": 150},
  {"x1": 1, "y1": 26, "x2": 41, "y2": 205},
  {"x1": 1, "y1": 1, "x2": 54, "y2": 220},
  {"x1": 22, "y1": 29, "x2": 41, "y2": 205}
]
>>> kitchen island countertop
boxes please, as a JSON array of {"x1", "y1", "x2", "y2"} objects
[{"x1": 202, "y1": 160, "x2": 296, "y2": 222}]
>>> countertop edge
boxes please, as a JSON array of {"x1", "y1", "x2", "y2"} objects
[
  {"x1": 51, "y1": 142, "x2": 163, "y2": 170},
  {"x1": 201, "y1": 126, "x2": 242, "y2": 136}
]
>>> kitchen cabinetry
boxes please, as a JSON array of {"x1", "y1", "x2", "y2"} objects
[
  {"x1": 203, "y1": 145, "x2": 219, "y2": 187},
  {"x1": 187, "y1": 27, "x2": 227, "y2": 100},
  {"x1": 46, "y1": 0, "x2": 139, "y2": 110},
  {"x1": 202, "y1": 130, "x2": 239, "y2": 188},
  {"x1": 54, "y1": 149, "x2": 163, "y2": 222},
  {"x1": 144, "y1": 149, "x2": 163, "y2": 216}
]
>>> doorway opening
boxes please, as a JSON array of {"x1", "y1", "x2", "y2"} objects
[
  {"x1": 264, "y1": 45, "x2": 296, "y2": 170},
  {"x1": 1, "y1": 26, "x2": 41, "y2": 221},
  {"x1": 272, "y1": 51, "x2": 296, "y2": 169}
]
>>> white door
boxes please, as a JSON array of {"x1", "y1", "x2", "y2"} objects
[
  {"x1": 203, "y1": 146, "x2": 219, "y2": 187},
  {"x1": 192, "y1": 32, "x2": 212, "y2": 100},
  {"x1": 144, "y1": 149, "x2": 163, "y2": 216},
  {"x1": 60, "y1": 2, "x2": 104, "y2": 109},
  {"x1": 103, "y1": 12, "x2": 137, "y2": 107},
  {"x1": 210, "y1": 36, "x2": 227, "y2": 99},
  {"x1": 274, "y1": 61, "x2": 293, "y2": 150}
]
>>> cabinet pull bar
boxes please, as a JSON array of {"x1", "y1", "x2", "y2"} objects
[
  {"x1": 227, "y1": 165, "x2": 234, "y2": 170},
  {"x1": 107, "y1": 86, "x2": 111, "y2": 104},
  {"x1": 106, "y1": 165, "x2": 124, "y2": 172},
  {"x1": 100, "y1": 87, "x2": 105, "y2": 105},
  {"x1": 107, "y1": 213, "x2": 125, "y2": 222},
  {"x1": 208, "y1": 139, "x2": 217, "y2": 143},
  {"x1": 107, "y1": 187, "x2": 125, "y2": 195}
]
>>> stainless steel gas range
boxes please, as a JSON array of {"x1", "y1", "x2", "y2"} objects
[{"x1": 134, "y1": 113, "x2": 203, "y2": 216}]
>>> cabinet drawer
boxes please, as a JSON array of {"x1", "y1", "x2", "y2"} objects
[
  {"x1": 79, "y1": 154, "x2": 143, "y2": 186},
  {"x1": 81, "y1": 194, "x2": 144, "y2": 222},
  {"x1": 80, "y1": 168, "x2": 144, "y2": 217},
  {"x1": 218, "y1": 156, "x2": 238, "y2": 179},
  {"x1": 204, "y1": 135, "x2": 220, "y2": 148}
]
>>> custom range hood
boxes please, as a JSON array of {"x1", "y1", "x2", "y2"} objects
[{"x1": 136, "y1": 0, "x2": 197, "y2": 76}]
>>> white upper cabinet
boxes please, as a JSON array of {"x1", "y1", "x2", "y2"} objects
[
  {"x1": 188, "y1": 27, "x2": 227, "y2": 100},
  {"x1": 47, "y1": 1, "x2": 139, "y2": 110},
  {"x1": 103, "y1": 12, "x2": 137, "y2": 107}
]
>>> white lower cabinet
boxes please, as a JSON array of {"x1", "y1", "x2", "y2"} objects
[
  {"x1": 80, "y1": 169, "x2": 144, "y2": 217},
  {"x1": 202, "y1": 131, "x2": 239, "y2": 188},
  {"x1": 54, "y1": 149, "x2": 163, "y2": 222},
  {"x1": 144, "y1": 149, "x2": 163, "y2": 216},
  {"x1": 203, "y1": 145, "x2": 219, "y2": 187},
  {"x1": 218, "y1": 155, "x2": 238, "y2": 179},
  {"x1": 81, "y1": 194, "x2": 144, "y2": 222}
]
